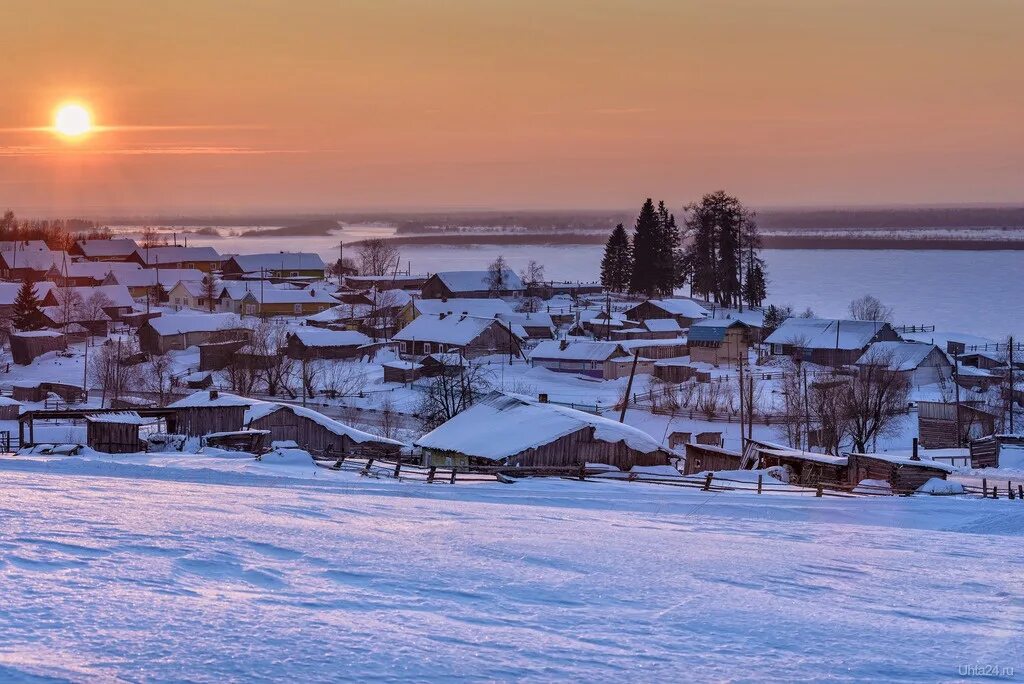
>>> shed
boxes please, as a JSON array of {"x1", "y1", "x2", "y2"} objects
[
  {"x1": 765, "y1": 318, "x2": 900, "y2": 367},
  {"x1": 166, "y1": 390, "x2": 255, "y2": 437},
  {"x1": 917, "y1": 400, "x2": 997, "y2": 449},
  {"x1": 138, "y1": 312, "x2": 249, "y2": 354},
  {"x1": 382, "y1": 360, "x2": 422, "y2": 384},
  {"x1": 846, "y1": 451, "x2": 954, "y2": 495},
  {"x1": 529, "y1": 340, "x2": 628, "y2": 378},
  {"x1": 0, "y1": 396, "x2": 23, "y2": 420},
  {"x1": 623, "y1": 299, "x2": 710, "y2": 328},
  {"x1": 682, "y1": 442, "x2": 742, "y2": 476},
  {"x1": 85, "y1": 412, "x2": 147, "y2": 453},
  {"x1": 415, "y1": 392, "x2": 672, "y2": 470},
  {"x1": 285, "y1": 328, "x2": 372, "y2": 360},
  {"x1": 420, "y1": 270, "x2": 524, "y2": 299},
  {"x1": 742, "y1": 440, "x2": 848, "y2": 487},
  {"x1": 244, "y1": 402, "x2": 404, "y2": 458},
  {"x1": 9, "y1": 330, "x2": 68, "y2": 365},
  {"x1": 854, "y1": 342, "x2": 952, "y2": 387},
  {"x1": 687, "y1": 319, "x2": 751, "y2": 366},
  {"x1": 969, "y1": 434, "x2": 1024, "y2": 469}
]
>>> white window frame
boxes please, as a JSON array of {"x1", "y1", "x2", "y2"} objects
[
  {"x1": 293, "y1": 303, "x2": 302, "y2": 314},
  {"x1": 423, "y1": 342, "x2": 432, "y2": 355}
]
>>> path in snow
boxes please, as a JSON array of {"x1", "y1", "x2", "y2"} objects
[{"x1": 0, "y1": 460, "x2": 1022, "y2": 681}]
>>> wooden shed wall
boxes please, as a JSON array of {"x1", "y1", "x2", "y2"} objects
[
  {"x1": 682, "y1": 443, "x2": 741, "y2": 475},
  {"x1": 87, "y1": 422, "x2": 142, "y2": 454},
  {"x1": 503, "y1": 426, "x2": 668, "y2": 470},
  {"x1": 171, "y1": 406, "x2": 246, "y2": 437},
  {"x1": 247, "y1": 409, "x2": 401, "y2": 457}
]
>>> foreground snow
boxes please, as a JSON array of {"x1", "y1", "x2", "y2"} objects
[{"x1": 0, "y1": 454, "x2": 1022, "y2": 681}]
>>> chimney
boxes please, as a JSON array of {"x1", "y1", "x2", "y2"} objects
[
  {"x1": 209, "y1": 389, "x2": 219, "y2": 400},
  {"x1": 911, "y1": 437, "x2": 920, "y2": 460},
  {"x1": 538, "y1": 393, "x2": 548, "y2": 403}
]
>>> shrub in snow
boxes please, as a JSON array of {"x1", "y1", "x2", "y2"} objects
[{"x1": 916, "y1": 478, "x2": 965, "y2": 496}]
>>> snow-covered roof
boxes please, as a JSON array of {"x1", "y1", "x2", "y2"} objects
[
  {"x1": 764, "y1": 317, "x2": 891, "y2": 350},
  {"x1": 393, "y1": 314, "x2": 503, "y2": 346},
  {"x1": 136, "y1": 246, "x2": 221, "y2": 265},
  {"x1": 530, "y1": 340, "x2": 626, "y2": 362},
  {"x1": 433, "y1": 270, "x2": 524, "y2": 293},
  {"x1": 644, "y1": 299, "x2": 710, "y2": 319},
  {"x1": 67, "y1": 285, "x2": 136, "y2": 308},
  {"x1": 110, "y1": 267, "x2": 205, "y2": 288},
  {"x1": 643, "y1": 318, "x2": 682, "y2": 333},
  {"x1": 290, "y1": 328, "x2": 372, "y2": 347},
  {"x1": 244, "y1": 402, "x2": 405, "y2": 446},
  {"x1": 848, "y1": 451, "x2": 956, "y2": 473},
  {"x1": 168, "y1": 390, "x2": 256, "y2": 408},
  {"x1": 52, "y1": 261, "x2": 141, "y2": 280},
  {"x1": 413, "y1": 298, "x2": 514, "y2": 317},
  {"x1": 0, "y1": 282, "x2": 57, "y2": 306},
  {"x1": 11, "y1": 330, "x2": 64, "y2": 338},
  {"x1": 146, "y1": 312, "x2": 245, "y2": 336},
  {"x1": 84, "y1": 411, "x2": 148, "y2": 425},
  {"x1": 75, "y1": 238, "x2": 140, "y2": 258},
  {"x1": 498, "y1": 311, "x2": 555, "y2": 329},
  {"x1": 229, "y1": 253, "x2": 326, "y2": 272},
  {"x1": 239, "y1": 286, "x2": 338, "y2": 305},
  {"x1": 618, "y1": 337, "x2": 688, "y2": 350},
  {"x1": 0, "y1": 240, "x2": 49, "y2": 253},
  {"x1": 758, "y1": 447, "x2": 848, "y2": 466},
  {"x1": 855, "y1": 342, "x2": 948, "y2": 371},
  {"x1": 0, "y1": 249, "x2": 62, "y2": 271},
  {"x1": 688, "y1": 318, "x2": 748, "y2": 343},
  {"x1": 169, "y1": 280, "x2": 208, "y2": 298},
  {"x1": 415, "y1": 392, "x2": 668, "y2": 461},
  {"x1": 40, "y1": 305, "x2": 111, "y2": 323}
]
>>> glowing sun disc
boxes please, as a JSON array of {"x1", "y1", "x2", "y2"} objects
[{"x1": 54, "y1": 103, "x2": 93, "y2": 137}]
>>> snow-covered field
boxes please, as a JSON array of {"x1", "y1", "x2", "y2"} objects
[{"x1": 0, "y1": 453, "x2": 1022, "y2": 682}]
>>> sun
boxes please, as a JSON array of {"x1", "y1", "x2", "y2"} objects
[{"x1": 53, "y1": 102, "x2": 93, "y2": 138}]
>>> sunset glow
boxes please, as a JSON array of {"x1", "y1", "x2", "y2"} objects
[{"x1": 53, "y1": 102, "x2": 93, "y2": 138}]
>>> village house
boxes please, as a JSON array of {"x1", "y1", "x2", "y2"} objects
[
  {"x1": 392, "y1": 313, "x2": 521, "y2": 359},
  {"x1": 70, "y1": 238, "x2": 141, "y2": 262},
  {"x1": 233, "y1": 285, "x2": 338, "y2": 316},
  {"x1": 764, "y1": 317, "x2": 901, "y2": 367},
  {"x1": 397, "y1": 297, "x2": 514, "y2": 329},
  {"x1": 39, "y1": 305, "x2": 110, "y2": 337},
  {"x1": 624, "y1": 299, "x2": 710, "y2": 328},
  {"x1": 167, "y1": 280, "x2": 214, "y2": 311},
  {"x1": 221, "y1": 252, "x2": 326, "y2": 281},
  {"x1": 688, "y1": 319, "x2": 752, "y2": 366},
  {"x1": 9, "y1": 330, "x2": 67, "y2": 365},
  {"x1": 343, "y1": 274, "x2": 428, "y2": 291},
  {"x1": 0, "y1": 282, "x2": 57, "y2": 324},
  {"x1": 131, "y1": 246, "x2": 222, "y2": 272},
  {"x1": 103, "y1": 267, "x2": 205, "y2": 298},
  {"x1": 854, "y1": 341, "x2": 953, "y2": 387},
  {"x1": 244, "y1": 402, "x2": 404, "y2": 457},
  {"x1": 0, "y1": 248, "x2": 62, "y2": 280},
  {"x1": 284, "y1": 328, "x2": 372, "y2": 360},
  {"x1": 40, "y1": 284, "x2": 136, "y2": 321},
  {"x1": 681, "y1": 442, "x2": 742, "y2": 476},
  {"x1": 496, "y1": 311, "x2": 555, "y2": 339},
  {"x1": 917, "y1": 400, "x2": 998, "y2": 449},
  {"x1": 641, "y1": 318, "x2": 683, "y2": 339},
  {"x1": 415, "y1": 392, "x2": 673, "y2": 470},
  {"x1": 420, "y1": 269, "x2": 524, "y2": 299},
  {"x1": 529, "y1": 340, "x2": 629, "y2": 379},
  {"x1": 45, "y1": 261, "x2": 141, "y2": 287},
  {"x1": 137, "y1": 312, "x2": 248, "y2": 354}
]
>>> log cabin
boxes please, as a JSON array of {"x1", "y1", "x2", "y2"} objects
[
  {"x1": 420, "y1": 269, "x2": 524, "y2": 299},
  {"x1": 166, "y1": 390, "x2": 255, "y2": 437}
]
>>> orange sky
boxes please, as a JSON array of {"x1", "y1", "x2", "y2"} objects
[{"x1": 2, "y1": 0, "x2": 1023, "y2": 215}]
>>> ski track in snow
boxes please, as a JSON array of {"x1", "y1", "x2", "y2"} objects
[{"x1": 0, "y1": 458, "x2": 1022, "y2": 682}]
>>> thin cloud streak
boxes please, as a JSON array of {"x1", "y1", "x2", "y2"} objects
[{"x1": 0, "y1": 145, "x2": 303, "y2": 157}]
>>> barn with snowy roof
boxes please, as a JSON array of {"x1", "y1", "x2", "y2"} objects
[
  {"x1": 415, "y1": 392, "x2": 672, "y2": 469},
  {"x1": 244, "y1": 402, "x2": 405, "y2": 457}
]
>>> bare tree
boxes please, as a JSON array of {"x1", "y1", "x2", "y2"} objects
[
  {"x1": 849, "y1": 294, "x2": 894, "y2": 323},
  {"x1": 53, "y1": 285, "x2": 84, "y2": 333},
  {"x1": 367, "y1": 288, "x2": 404, "y2": 339},
  {"x1": 843, "y1": 348, "x2": 910, "y2": 452},
  {"x1": 139, "y1": 226, "x2": 167, "y2": 248},
  {"x1": 144, "y1": 353, "x2": 176, "y2": 406},
  {"x1": 807, "y1": 375, "x2": 849, "y2": 455},
  {"x1": 356, "y1": 239, "x2": 400, "y2": 276},
  {"x1": 775, "y1": 363, "x2": 808, "y2": 448},
  {"x1": 519, "y1": 260, "x2": 545, "y2": 287},
  {"x1": 486, "y1": 255, "x2": 509, "y2": 296},
  {"x1": 249, "y1": 319, "x2": 295, "y2": 397},
  {"x1": 377, "y1": 395, "x2": 400, "y2": 441},
  {"x1": 201, "y1": 275, "x2": 219, "y2": 313},
  {"x1": 315, "y1": 360, "x2": 367, "y2": 399},
  {"x1": 89, "y1": 338, "x2": 144, "y2": 407},
  {"x1": 76, "y1": 291, "x2": 113, "y2": 324},
  {"x1": 418, "y1": 361, "x2": 492, "y2": 428}
]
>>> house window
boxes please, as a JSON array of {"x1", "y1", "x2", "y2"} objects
[
  {"x1": 400, "y1": 341, "x2": 408, "y2": 353},
  {"x1": 245, "y1": 304, "x2": 257, "y2": 315},
  {"x1": 187, "y1": 263, "x2": 195, "y2": 269},
  {"x1": 293, "y1": 303, "x2": 302, "y2": 314},
  {"x1": 771, "y1": 344, "x2": 783, "y2": 355},
  {"x1": 423, "y1": 342, "x2": 432, "y2": 354},
  {"x1": 290, "y1": 271, "x2": 299, "y2": 277}
]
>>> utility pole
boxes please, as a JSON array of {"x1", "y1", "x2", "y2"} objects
[
  {"x1": 738, "y1": 340, "x2": 746, "y2": 445},
  {"x1": 619, "y1": 351, "x2": 641, "y2": 423},
  {"x1": 1009, "y1": 336, "x2": 1015, "y2": 434},
  {"x1": 802, "y1": 365, "x2": 811, "y2": 452},
  {"x1": 954, "y1": 353, "x2": 962, "y2": 448}
]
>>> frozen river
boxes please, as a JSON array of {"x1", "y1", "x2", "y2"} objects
[{"x1": 180, "y1": 229, "x2": 1023, "y2": 341}]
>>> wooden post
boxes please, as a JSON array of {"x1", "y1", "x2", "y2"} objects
[
  {"x1": 816, "y1": 483, "x2": 823, "y2": 497},
  {"x1": 449, "y1": 468, "x2": 457, "y2": 484},
  {"x1": 578, "y1": 462, "x2": 586, "y2": 481},
  {"x1": 703, "y1": 472, "x2": 713, "y2": 491},
  {"x1": 393, "y1": 459, "x2": 402, "y2": 478},
  {"x1": 982, "y1": 477, "x2": 987, "y2": 498},
  {"x1": 618, "y1": 352, "x2": 641, "y2": 423},
  {"x1": 992, "y1": 485, "x2": 998, "y2": 499},
  {"x1": 757, "y1": 473, "x2": 763, "y2": 495},
  {"x1": 1010, "y1": 481, "x2": 1015, "y2": 500},
  {"x1": 427, "y1": 466, "x2": 436, "y2": 483},
  {"x1": 1018, "y1": 484, "x2": 1023, "y2": 500}
]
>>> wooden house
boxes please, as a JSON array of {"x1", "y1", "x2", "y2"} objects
[
  {"x1": 138, "y1": 312, "x2": 249, "y2": 354},
  {"x1": 397, "y1": 297, "x2": 512, "y2": 329},
  {"x1": 0, "y1": 282, "x2": 57, "y2": 330},
  {"x1": 244, "y1": 402, "x2": 404, "y2": 457},
  {"x1": 642, "y1": 318, "x2": 684, "y2": 339},
  {"x1": 46, "y1": 261, "x2": 143, "y2": 287},
  {"x1": 623, "y1": 299, "x2": 710, "y2": 328},
  {"x1": 420, "y1": 270, "x2": 525, "y2": 299},
  {"x1": 167, "y1": 390, "x2": 255, "y2": 437},
  {"x1": 85, "y1": 412, "x2": 147, "y2": 453},
  {"x1": 687, "y1": 319, "x2": 752, "y2": 366},
  {"x1": 198, "y1": 339, "x2": 251, "y2": 371},
  {"x1": 682, "y1": 442, "x2": 742, "y2": 475},
  {"x1": 392, "y1": 313, "x2": 521, "y2": 359},
  {"x1": 103, "y1": 267, "x2": 205, "y2": 298},
  {"x1": 917, "y1": 400, "x2": 997, "y2": 449},
  {"x1": 846, "y1": 451, "x2": 954, "y2": 495},
  {"x1": 221, "y1": 253, "x2": 326, "y2": 281},
  {"x1": 0, "y1": 248, "x2": 62, "y2": 280},
  {"x1": 285, "y1": 328, "x2": 372, "y2": 360},
  {"x1": 11, "y1": 381, "x2": 85, "y2": 403},
  {"x1": 529, "y1": 340, "x2": 628, "y2": 379},
  {"x1": 854, "y1": 342, "x2": 952, "y2": 387},
  {"x1": 40, "y1": 284, "x2": 136, "y2": 322},
  {"x1": 39, "y1": 305, "x2": 110, "y2": 337},
  {"x1": 618, "y1": 338, "x2": 690, "y2": 361},
  {"x1": 765, "y1": 318, "x2": 901, "y2": 367},
  {"x1": 168, "y1": 280, "x2": 214, "y2": 311},
  {"x1": 415, "y1": 392, "x2": 673, "y2": 469},
  {"x1": 233, "y1": 286, "x2": 338, "y2": 317},
  {"x1": 970, "y1": 434, "x2": 1024, "y2": 469},
  {"x1": 70, "y1": 238, "x2": 141, "y2": 262},
  {"x1": 131, "y1": 246, "x2": 222, "y2": 272}
]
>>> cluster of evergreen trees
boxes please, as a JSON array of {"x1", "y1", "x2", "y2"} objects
[{"x1": 600, "y1": 192, "x2": 767, "y2": 308}]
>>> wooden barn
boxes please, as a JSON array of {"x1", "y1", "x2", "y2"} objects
[
  {"x1": 415, "y1": 392, "x2": 673, "y2": 470},
  {"x1": 682, "y1": 442, "x2": 742, "y2": 476},
  {"x1": 285, "y1": 328, "x2": 372, "y2": 360},
  {"x1": 741, "y1": 440, "x2": 848, "y2": 487},
  {"x1": 244, "y1": 402, "x2": 404, "y2": 457},
  {"x1": 917, "y1": 400, "x2": 998, "y2": 449},
  {"x1": 393, "y1": 313, "x2": 521, "y2": 359},
  {"x1": 198, "y1": 339, "x2": 251, "y2": 371},
  {"x1": 846, "y1": 451, "x2": 954, "y2": 495},
  {"x1": 85, "y1": 412, "x2": 147, "y2": 453},
  {"x1": 9, "y1": 330, "x2": 67, "y2": 365},
  {"x1": 623, "y1": 299, "x2": 710, "y2": 328},
  {"x1": 0, "y1": 396, "x2": 22, "y2": 420},
  {"x1": 166, "y1": 390, "x2": 254, "y2": 437},
  {"x1": 765, "y1": 318, "x2": 901, "y2": 367},
  {"x1": 382, "y1": 360, "x2": 422, "y2": 383},
  {"x1": 11, "y1": 381, "x2": 85, "y2": 404},
  {"x1": 138, "y1": 312, "x2": 249, "y2": 355},
  {"x1": 687, "y1": 319, "x2": 752, "y2": 366},
  {"x1": 420, "y1": 269, "x2": 524, "y2": 299}
]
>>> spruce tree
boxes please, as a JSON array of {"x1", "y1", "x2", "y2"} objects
[
  {"x1": 654, "y1": 201, "x2": 680, "y2": 296},
  {"x1": 12, "y1": 278, "x2": 42, "y2": 331},
  {"x1": 684, "y1": 191, "x2": 765, "y2": 307},
  {"x1": 628, "y1": 199, "x2": 660, "y2": 295},
  {"x1": 743, "y1": 258, "x2": 767, "y2": 308},
  {"x1": 600, "y1": 223, "x2": 632, "y2": 292}
]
